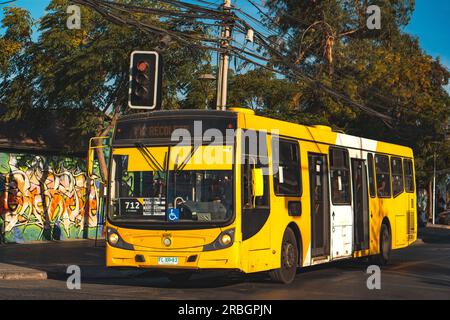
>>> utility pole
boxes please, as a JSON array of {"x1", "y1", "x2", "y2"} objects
[
  {"x1": 432, "y1": 149, "x2": 437, "y2": 225},
  {"x1": 216, "y1": 0, "x2": 231, "y2": 111}
]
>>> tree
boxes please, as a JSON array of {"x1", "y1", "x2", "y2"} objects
[
  {"x1": 1, "y1": 0, "x2": 449, "y2": 188},
  {"x1": 263, "y1": 0, "x2": 450, "y2": 187},
  {"x1": 0, "y1": 0, "x2": 209, "y2": 180}
]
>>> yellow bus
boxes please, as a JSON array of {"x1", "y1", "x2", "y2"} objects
[{"x1": 90, "y1": 107, "x2": 417, "y2": 284}]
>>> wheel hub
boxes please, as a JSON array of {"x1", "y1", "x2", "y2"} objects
[{"x1": 283, "y1": 242, "x2": 296, "y2": 269}]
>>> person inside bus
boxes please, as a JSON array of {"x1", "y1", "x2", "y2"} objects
[
  {"x1": 152, "y1": 177, "x2": 166, "y2": 199},
  {"x1": 118, "y1": 172, "x2": 133, "y2": 197},
  {"x1": 209, "y1": 175, "x2": 232, "y2": 210},
  {"x1": 377, "y1": 176, "x2": 387, "y2": 196},
  {"x1": 331, "y1": 173, "x2": 340, "y2": 202}
]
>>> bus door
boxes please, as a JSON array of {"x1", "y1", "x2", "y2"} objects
[
  {"x1": 351, "y1": 159, "x2": 369, "y2": 251},
  {"x1": 308, "y1": 153, "x2": 330, "y2": 258},
  {"x1": 404, "y1": 159, "x2": 416, "y2": 244},
  {"x1": 392, "y1": 157, "x2": 408, "y2": 247},
  {"x1": 241, "y1": 130, "x2": 271, "y2": 250},
  {"x1": 329, "y1": 148, "x2": 353, "y2": 259}
]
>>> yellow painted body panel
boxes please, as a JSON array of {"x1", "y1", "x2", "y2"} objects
[
  {"x1": 113, "y1": 147, "x2": 168, "y2": 171},
  {"x1": 106, "y1": 109, "x2": 417, "y2": 274},
  {"x1": 106, "y1": 225, "x2": 241, "y2": 270},
  {"x1": 113, "y1": 145, "x2": 233, "y2": 171}
]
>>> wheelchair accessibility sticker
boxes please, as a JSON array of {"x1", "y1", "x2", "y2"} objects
[{"x1": 168, "y1": 208, "x2": 180, "y2": 222}]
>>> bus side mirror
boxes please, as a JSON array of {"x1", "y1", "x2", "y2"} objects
[{"x1": 252, "y1": 168, "x2": 264, "y2": 198}]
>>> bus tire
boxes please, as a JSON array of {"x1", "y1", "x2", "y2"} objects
[
  {"x1": 165, "y1": 271, "x2": 193, "y2": 284},
  {"x1": 269, "y1": 228, "x2": 298, "y2": 284},
  {"x1": 370, "y1": 223, "x2": 391, "y2": 266}
]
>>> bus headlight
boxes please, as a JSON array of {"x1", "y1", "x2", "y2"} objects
[
  {"x1": 107, "y1": 228, "x2": 134, "y2": 250},
  {"x1": 108, "y1": 233, "x2": 119, "y2": 245},
  {"x1": 220, "y1": 234, "x2": 232, "y2": 246},
  {"x1": 203, "y1": 228, "x2": 235, "y2": 251}
]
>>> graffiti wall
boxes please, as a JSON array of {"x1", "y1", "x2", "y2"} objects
[{"x1": 0, "y1": 153, "x2": 103, "y2": 243}]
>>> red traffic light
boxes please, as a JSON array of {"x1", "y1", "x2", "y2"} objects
[
  {"x1": 137, "y1": 61, "x2": 149, "y2": 72},
  {"x1": 129, "y1": 51, "x2": 162, "y2": 110}
]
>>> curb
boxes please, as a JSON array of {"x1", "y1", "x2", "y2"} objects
[
  {"x1": 0, "y1": 271, "x2": 47, "y2": 281},
  {"x1": 425, "y1": 224, "x2": 450, "y2": 230}
]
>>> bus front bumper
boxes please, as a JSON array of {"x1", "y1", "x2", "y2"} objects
[{"x1": 106, "y1": 243, "x2": 240, "y2": 270}]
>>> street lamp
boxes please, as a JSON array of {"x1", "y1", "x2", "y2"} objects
[{"x1": 198, "y1": 73, "x2": 216, "y2": 110}]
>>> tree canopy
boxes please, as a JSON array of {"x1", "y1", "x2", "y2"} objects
[
  {"x1": 262, "y1": 0, "x2": 450, "y2": 185},
  {"x1": 0, "y1": 0, "x2": 449, "y2": 186},
  {"x1": 0, "y1": 0, "x2": 208, "y2": 145}
]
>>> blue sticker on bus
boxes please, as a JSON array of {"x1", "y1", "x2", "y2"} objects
[{"x1": 168, "y1": 208, "x2": 180, "y2": 222}]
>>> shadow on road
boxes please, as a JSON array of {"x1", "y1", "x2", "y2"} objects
[
  {"x1": 72, "y1": 259, "x2": 375, "y2": 289},
  {"x1": 2, "y1": 228, "x2": 449, "y2": 291},
  {"x1": 418, "y1": 227, "x2": 450, "y2": 244},
  {"x1": 58, "y1": 269, "x2": 276, "y2": 289},
  {"x1": 0, "y1": 240, "x2": 395, "y2": 289}
]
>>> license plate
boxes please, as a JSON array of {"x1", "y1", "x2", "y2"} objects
[{"x1": 158, "y1": 257, "x2": 178, "y2": 265}]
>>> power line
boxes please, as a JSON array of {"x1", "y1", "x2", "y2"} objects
[
  {"x1": 0, "y1": 0, "x2": 17, "y2": 5},
  {"x1": 72, "y1": 0, "x2": 224, "y2": 50},
  {"x1": 233, "y1": 3, "x2": 399, "y2": 115},
  {"x1": 71, "y1": 0, "x2": 393, "y2": 124},
  {"x1": 216, "y1": 11, "x2": 394, "y2": 122}
]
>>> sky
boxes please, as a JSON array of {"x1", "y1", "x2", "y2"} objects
[{"x1": 0, "y1": 0, "x2": 449, "y2": 92}]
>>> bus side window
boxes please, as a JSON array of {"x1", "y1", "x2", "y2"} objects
[
  {"x1": 391, "y1": 157, "x2": 404, "y2": 197},
  {"x1": 329, "y1": 147, "x2": 351, "y2": 205},
  {"x1": 375, "y1": 154, "x2": 391, "y2": 198},
  {"x1": 367, "y1": 153, "x2": 376, "y2": 197},
  {"x1": 242, "y1": 130, "x2": 269, "y2": 209},
  {"x1": 272, "y1": 138, "x2": 301, "y2": 196},
  {"x1": 404, "y1": 159, "x2": 415, "y2": 193}
]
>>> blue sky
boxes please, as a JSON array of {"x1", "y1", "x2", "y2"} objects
[
  {"x1": 405, "y1": 0, "x2": 450, "y2": 67},
  {"x1": 1, "y1": 0, "x2": 449, "y2": 92}
]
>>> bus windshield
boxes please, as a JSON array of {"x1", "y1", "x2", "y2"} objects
[{"x1": 110, "y1": 145, "x2": 233, "y2": 224}]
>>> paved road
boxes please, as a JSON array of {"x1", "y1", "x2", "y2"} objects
[{"x1": 0, "y1": 227, "x2": 449, "y2": 300}]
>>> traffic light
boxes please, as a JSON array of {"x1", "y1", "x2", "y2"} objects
[{"x1": 128, "y1": 51, "x2": 163, "y2": 110}]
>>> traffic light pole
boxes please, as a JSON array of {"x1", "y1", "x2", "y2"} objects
[{"x1": 216, "y1": 0, "x2": 231, "y2": 111}]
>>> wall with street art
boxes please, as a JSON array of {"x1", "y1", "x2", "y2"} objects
[{"x1": 0, "y1": 153, "x2": 103, "y2": 243}]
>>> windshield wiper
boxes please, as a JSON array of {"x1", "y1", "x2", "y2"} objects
[
  {"x1": 175, "y1": 144, "x2": 200, "y2": 174},
  {"x1": 135, "y1": 143, "x2": 165, "y2": 172}
]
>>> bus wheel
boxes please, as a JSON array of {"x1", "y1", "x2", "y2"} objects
[
  {"x1": 165, "y1": 271, "x2": 193, "y2": 284},
  {"x1": 370, "y1": 224, "x2": 391, "y2": 266},
  {"x1": 269, "y1": 228, "x2": 298, "y2": 284}
]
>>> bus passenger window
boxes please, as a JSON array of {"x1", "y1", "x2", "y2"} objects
[
  {"x1": 367, "y1": 153, "x2": 376, "y2": 197},
  {"x1": 375, "y1": 155, "x2": 391, "y2": 198},
  {"x1": 272, "y1": 139, "x2": 301, "y2": 196},
  {"x1": 329, "y1": 148, "x2": 351, "y2": 205},
  {"x1": 404, "y1": 159, "x2": 415, "y2": 193},
  {"x1": 391, "y1": 157, "x2": 404, "y2": 197}
]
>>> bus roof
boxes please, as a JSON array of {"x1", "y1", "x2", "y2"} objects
[{"x1": 116, "y1": 108, "x2": 413, "y2": 158}]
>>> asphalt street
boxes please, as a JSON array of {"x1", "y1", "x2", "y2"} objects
[{"x1": 0, "y1": 227, "x2": 449, "y2": 300}]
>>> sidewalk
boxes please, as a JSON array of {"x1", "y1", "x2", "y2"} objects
[
  {"x1": 425, "y1": 223, "x2": 450, "y2": 230},
  {"x1": 0, "y1": 263, "x2": 47, "y2": 280},
  {"x1": 0, "y1": 239, "x2": 144, "y2": 281}
]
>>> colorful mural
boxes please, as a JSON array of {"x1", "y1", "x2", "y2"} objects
[{"x1": 0, "y1": 153, "x2": 103, "y2": 243}]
